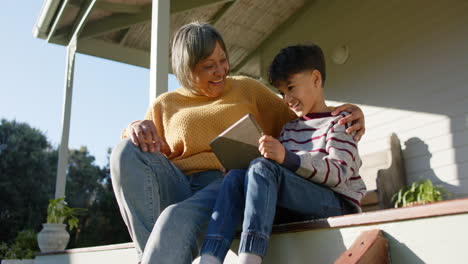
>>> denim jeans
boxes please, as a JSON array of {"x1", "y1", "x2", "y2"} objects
[
  {"x1": 201, "y1": 157, "x2": 347, "y2": 261},
  {"x1": 200, "y1": 169, "x2": 247, "y2": 260},
  {"x1": 110, "y1": 139, "x2": 223, "y2": 264}
]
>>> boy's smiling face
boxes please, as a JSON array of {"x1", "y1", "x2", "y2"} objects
[{"x1": 277, "y1": 70, "x2": 327, "y2": 117}]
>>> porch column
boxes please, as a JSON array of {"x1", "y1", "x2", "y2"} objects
[
  {"x1": 149, "y1": 0, "x2": 170, "y2": 102},
  {"x1": 55, "y1": 37, "x2": 77, "y2": 199},
  {"x1": 54, "y1": 0, "x2": 97, "y2": 199}
]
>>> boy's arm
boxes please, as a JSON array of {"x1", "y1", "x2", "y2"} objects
[{"x1": 282, "y1": 119, "x2": 361, "y2": 189}]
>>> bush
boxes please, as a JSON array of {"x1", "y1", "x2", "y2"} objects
[{"x1": 0, "y1": 229, "x2": 39, "y2": 259}]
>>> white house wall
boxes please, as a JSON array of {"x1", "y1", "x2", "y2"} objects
[{"x1": 259, "y1": 0, "x2": 468, "y2": 197}]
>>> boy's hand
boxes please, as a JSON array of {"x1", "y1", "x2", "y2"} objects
[
  {"x1": 331, "y1": 103, "x2": 366, "y2": 142},
  {"x1": 259, "y1": 135, "x2": 285, "y2": 164}
]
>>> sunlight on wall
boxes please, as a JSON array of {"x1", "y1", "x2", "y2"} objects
[{"x1": 326, "y1": 100, "x2": 468, "y2": 196}]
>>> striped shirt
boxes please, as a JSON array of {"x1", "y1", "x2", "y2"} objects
[{"x1": 280, "y1": 111, "x2": 367, "y2": 212}]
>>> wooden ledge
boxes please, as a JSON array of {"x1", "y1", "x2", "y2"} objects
[
  {"x1": 334, "y1": 229, "x2": 389, "y2": 264},
  {"x1": 36, "y1": 242, "x2": 135, "y2": 256},
  {"x1": 272, "y1": 198, "x2": 468, "y2": 234}
]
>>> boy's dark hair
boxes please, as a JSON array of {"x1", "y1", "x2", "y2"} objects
[{"x1": 268, "y1": 44, "x2": 326, "y2": 87}]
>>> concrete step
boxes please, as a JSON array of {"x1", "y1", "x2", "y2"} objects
[{"x1": 35, "y1": 198, "x2": 468, "y2": 264}]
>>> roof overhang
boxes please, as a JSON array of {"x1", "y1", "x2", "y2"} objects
[{"x1": 33, "y1": 0, "x2": 307, "y2": 76}]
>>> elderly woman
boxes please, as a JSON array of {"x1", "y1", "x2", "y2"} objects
[{"x1": 110, "y1": 22, "x2": 365, "y2": 264}]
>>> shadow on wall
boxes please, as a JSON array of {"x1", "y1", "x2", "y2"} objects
[
  {"x1": 384, "y1": 232, "x2": 425, "y2": 264},
  {"x1": 238, "y1": 228, "x2": 347, "y2": 264},
  {"x1": 453, "y1": 116, "x2": 468, "y2": 198},
  {"x1": 403, "y1": 137, "x2": 463, "y2": 198}
]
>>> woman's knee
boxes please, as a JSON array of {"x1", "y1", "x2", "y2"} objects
[
  {"x1": 110, "y1": 138, "x2": 166, "y2": 185},
  {"x1": 110, "y1": 139, "x2": 139, "y2": 167},
  {"x1": 157, "y1": 204, "x2": 181, "y2": 228},
  {"x1": 156, "y1": 203, "x2": 200, "y2": 244},
  {"x1": 145, "y1": 203, "x2": 200, "y2": 261}
]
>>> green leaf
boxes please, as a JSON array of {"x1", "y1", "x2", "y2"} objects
[
  {"x1": 391, "y1": 178, "x2": 452, "y2": 208},
  {"x1": 46, "y1": 197, "x2": 87, "y2": 230}
]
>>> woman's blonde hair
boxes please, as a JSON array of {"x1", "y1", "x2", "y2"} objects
[{"x1": 171, "y1": 22, "x2": 228, "y2": 92}]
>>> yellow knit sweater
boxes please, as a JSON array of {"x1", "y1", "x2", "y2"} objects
[{"x1": 124, "y1": 76, "x2": 296, "y2": 175}]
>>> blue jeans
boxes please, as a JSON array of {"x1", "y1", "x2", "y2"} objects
[
  {"x1": 110, "y1": 139, "x2": 223, "y2": 264},
  {"x1": 201, "y1": 157, "x2": 348, "y2": 261},
  {"x1": 200, "y1": 169, "x2": 247, "y2": 260}
]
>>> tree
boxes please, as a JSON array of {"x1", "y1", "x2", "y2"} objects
[
  {"x1": 0, "y1": 119, "x2": 55, "y2": 243},
  {"x1": 66, "y1": 147, "x2": 130, "y2": 248},
  {"x1": 0, "y1": 119, "x2": 130, "y2": 248}
]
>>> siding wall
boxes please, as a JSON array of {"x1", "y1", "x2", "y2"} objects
[{"x1": 259, "y1": 0, "x2": 468, "y2": 197}]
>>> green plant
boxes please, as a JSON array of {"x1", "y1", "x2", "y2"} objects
[
  {"x1": 0, "y1": 229, "x2": 38, "y2": 259},
  {"x1": 46, "y1": 197, "x2": 87, "y2": 230},
  {"x1": 392, "y1": 179, "x2": 450, "y2": 208}
]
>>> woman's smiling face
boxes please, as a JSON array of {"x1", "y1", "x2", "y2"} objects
[{"x1": 192, "y1": 41, "x2": 229, "y2": 98}]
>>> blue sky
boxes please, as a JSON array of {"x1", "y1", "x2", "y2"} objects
[{"x1": 0, "y1": 2, "x2": 180, "y2": 166}]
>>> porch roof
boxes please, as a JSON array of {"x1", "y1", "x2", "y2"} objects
[{"x1": 33, "y1": 0, "x2": 306, "y2": 77}]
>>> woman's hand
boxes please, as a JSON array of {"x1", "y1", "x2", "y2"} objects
[
  {"x1": 219, "y1": 166, "x2": 227, "y2": 176},
  {"x1": 128, "y1": 120, "x2": 169, "y2": 153},
  {"x1": 331, "y1": 104, "x2": 366, "y2": 142},
  {"x1": 259, "y1": 135, "x2": 285, "y2": 164}
]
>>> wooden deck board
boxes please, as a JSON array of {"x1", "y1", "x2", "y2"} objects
[{"x1": 272, "y1": 198, "x2": 468, "y2": 234}]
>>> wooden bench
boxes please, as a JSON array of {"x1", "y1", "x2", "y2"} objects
[{"x1": 360, "y1": 133, "x2": 407, "y2": 211}]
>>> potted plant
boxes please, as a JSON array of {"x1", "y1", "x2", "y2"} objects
[
  {"x1": 36, "y1": 197, "x2": 86, "y2": 253},
  {"x1": 392, "y1": 178, "x2": 451, "y2": 208}
]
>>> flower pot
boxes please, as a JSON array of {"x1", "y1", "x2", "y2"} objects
[
  {"x1": 406, "y1": 201, "x2": 427, "y2": 207},
  {"x1": 37, "y1": 223, "x2": 70, "y2": 252},
  {"x1": 1, "y1": 260, "x2": 34, "y2": 264}
]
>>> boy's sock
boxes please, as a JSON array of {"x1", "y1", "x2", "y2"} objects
[
  {"x1": 199, "y1": 254, "x2": 222, "y2": 264},
  {"x1": 238, "y1": 253, "x2": 262, "y2": 264}
]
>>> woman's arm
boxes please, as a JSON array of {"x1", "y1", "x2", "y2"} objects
[
  {"x1": 331, "y1": 104, "x2": 365, "y2": 141},
  {"x1": 122, "y1": 100, "x2": 170, "y2": 155}
]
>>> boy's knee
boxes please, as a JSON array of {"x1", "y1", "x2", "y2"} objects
[
  {"x1": 247, "y1": 157, "x2": 281, "y2": 182},
  {"x1": 223, "y1": 169, "x2": 246, "y2": 189},
  {"x1": 249, "y1": 157, "x2": 277, "y2": 171}
]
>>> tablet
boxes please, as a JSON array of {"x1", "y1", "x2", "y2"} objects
[{"x1": 209, "y1": 114, "x2": 263, "y2": 170}]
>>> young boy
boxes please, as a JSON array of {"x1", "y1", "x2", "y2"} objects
[{"x1": 200, "y1": 44, "x2": 367, "y2": 264}]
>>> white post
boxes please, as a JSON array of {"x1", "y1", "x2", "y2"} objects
[
  {"x1": 55, "y1": 37, "x2": 77, "y2": 199},
  {"x1": 149, "y1": 0, "x2": 170, "y2": 103}
]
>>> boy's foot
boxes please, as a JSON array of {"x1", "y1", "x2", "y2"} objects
[
  {"x1": 199, "y1": 254, "x2": 222, "y2": 264},
  {"x1": 238, "y1": 253, "x2": 262, "y2": 264}
]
